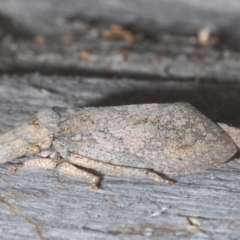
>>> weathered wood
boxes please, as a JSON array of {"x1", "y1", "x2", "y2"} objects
[
  {"x1": 0, "y1": 0, "x2": 240, "y2": 239},
  {"x1": 1, "y1": 37, "x2": 240, "y2": 82},
  {"x1": 1, "y1": 0, "x2": 240, "y2": 81},
  {"x1": 1, "y1": 75, "x2": 240, "y2": 130},
  {"x1": 0, "y1": 76, "x2": 240, "y2": 239},
  {"x1": 1, "y1": 0, "x2": 240, "y2": 37}
]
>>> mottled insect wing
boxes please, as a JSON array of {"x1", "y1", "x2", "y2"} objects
[{"x1": 53, "y1": 103, "x2": 237, "y2": 174}]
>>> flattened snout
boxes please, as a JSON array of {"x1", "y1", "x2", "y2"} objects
[
  {"x1": 0, "y1": 109, "x2": 58, "y2": 163},
  {"x1": 0, "y1": 132, "x2": 30, "y2": 163}
]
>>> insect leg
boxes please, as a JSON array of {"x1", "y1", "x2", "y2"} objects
[
  {"x1": 8, "y1": 157, "x2": 57, "y2": 173},
  {"x1": 56, "y1": 161, "x2": 100, "y2": 190},
  {"x1": 8, "y1": 157, "x2": 100, "y2": 190},
  {"x1": 68, "y1": 154, "x2": 173, "y2": 185}
]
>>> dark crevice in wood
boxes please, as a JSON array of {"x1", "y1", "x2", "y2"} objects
[
  {"x1": 0, "y1": 63, "x2": 237, "y2": 84},
  {"x1": 0, "y1": 12, "x2": 33, "y2": 39}
]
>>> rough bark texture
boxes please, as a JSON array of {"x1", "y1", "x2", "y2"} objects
[{"x1": 0, "y1": 0, "x2": 240, "y2": 239}]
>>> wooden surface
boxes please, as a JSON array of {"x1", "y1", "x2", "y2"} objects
[
  {"x1": 1, "y1": 0, "x2": 240, "y2": 81},
  {"x1": 0, "y1": 1, "x2": 240, "y2": 239},
  {"x1": 0, "y1": 76, "x2": 240, "y2": 240}
]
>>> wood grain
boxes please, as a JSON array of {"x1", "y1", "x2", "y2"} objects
[
  {"x1": 0, "y1": 0, "x2": 240, "y2": 239},
  {"x1": 0, "y1": 76, "x2": 240, "y2": 239}
]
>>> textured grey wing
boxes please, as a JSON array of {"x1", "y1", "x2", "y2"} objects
[{"x1": 53, "y1": 103, "x2": 237, "y2": 174}]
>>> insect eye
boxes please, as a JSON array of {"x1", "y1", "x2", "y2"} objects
[
  {"x1": 33, "y1": 121, "x2": 40, "y2": 126},
  {"x1": 29, "y1": 117, "x2": 41, "y2": 127},
  {"x1": 33, "y1": 122, "x2": 41, "y2": 130}
]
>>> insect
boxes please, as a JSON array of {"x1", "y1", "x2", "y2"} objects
[{"x1": 0, "y1": 102, "x2": 239, "y2": 189}]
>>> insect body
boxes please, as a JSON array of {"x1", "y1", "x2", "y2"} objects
[{"x1": 0, "y1": 103, "x2": 239, "y2": 189}]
